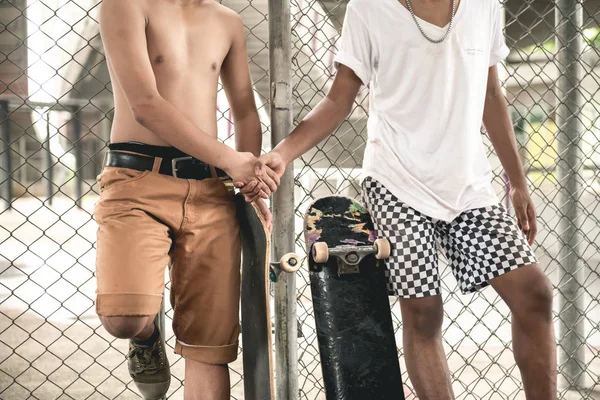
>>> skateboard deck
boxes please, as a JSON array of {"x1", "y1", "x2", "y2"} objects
[
  {"x1": 236, "y1": 195, "x2": 275, "y2": 400},
  {"x1": 304, "y1": 195, "x2": 405, "y2": 400}
]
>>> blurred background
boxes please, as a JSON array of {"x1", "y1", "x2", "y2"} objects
[{"x1": 0, "y1": 0, "x2": 598, "y2": 398}]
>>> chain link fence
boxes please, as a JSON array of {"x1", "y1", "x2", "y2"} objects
[{"x1": 0, "y1": 0, "x2": 598, "y2": 399}]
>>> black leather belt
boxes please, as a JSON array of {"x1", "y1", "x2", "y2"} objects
[{"x1": 105, "y1": 151, "x2": 229, "y2": 181}]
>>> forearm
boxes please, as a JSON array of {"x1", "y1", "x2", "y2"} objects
[
  {"x1": 234, "y1": 112, "x2": 262, "y2": 157},
  {"x1": 133, "y1": 96, "x2": 237, "y2": 170},
  {"x1": 273, "y1": 96, "x2": 351, "y2": 164},
  {"x1": 483, "y1": 90, "x2": 527, "y2": 189}
]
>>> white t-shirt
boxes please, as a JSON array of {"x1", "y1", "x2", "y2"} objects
[{"x1": 334, "y1": 0, "x2": 510, "y2": 222}]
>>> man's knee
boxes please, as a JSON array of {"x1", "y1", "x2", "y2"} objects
[
  {"x1": 401, "y1": 296, "x2": 444, "y2": 339},
  {"x1": 100, "y1": 316, "x2": 149, "y2": 339},
  {"x1": 512, "y1": 266, "x2": 554, "y2": 324}
]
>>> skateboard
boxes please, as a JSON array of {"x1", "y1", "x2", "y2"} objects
[
  {"x1": 304, "y1": 195, "x2": 405, "y2": 400},
  {"x1": 235, "y1": 195, "x2": 300, "y2": 400}
]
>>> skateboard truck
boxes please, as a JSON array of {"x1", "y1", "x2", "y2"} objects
[
  {"x1": 269, "y1": 252, "x2": 301, "y2": 282},
  {"x1": 311, "y1": 238, "x2": 391, "y2": 275}
]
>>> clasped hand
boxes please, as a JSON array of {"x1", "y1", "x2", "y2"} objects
[{"x1": 227, "y1": 152, "x2": 286, "y2": 230}]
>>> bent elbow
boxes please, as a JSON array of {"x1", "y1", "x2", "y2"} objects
[
  {"x1": 132, "y1": 108, "x2": 146, "y2": 126},
  {"x1": 327, "y1": 95, "x2": 353, "y2": 122},
  {"x1": 130, "y1": 95, "x2": 158, "y2": 127}
]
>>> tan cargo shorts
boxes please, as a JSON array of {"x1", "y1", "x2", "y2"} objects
[{"x1": 94, "y1": 161, "x2": 241, "y2": 364}]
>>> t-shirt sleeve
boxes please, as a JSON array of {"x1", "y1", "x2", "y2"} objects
[
  {"x1": 333, "y1": 5, "x2": 373, "y2": 85},
  {"x1": 489, "y1": 0, "x2": 510, "y2": 66}
]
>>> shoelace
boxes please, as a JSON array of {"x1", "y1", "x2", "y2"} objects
[{"x1": 128, "y1": 343, "x2": 162, "y2": 374}]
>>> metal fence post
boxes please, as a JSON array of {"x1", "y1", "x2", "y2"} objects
[
  {"x1": 555, "y1": 0, "x2": 585, "y2": 391},
  {"x1": 269, "y1": 0, "x2": 298, "y2": 399},
  {"x1": 45, "y1": 111, "x2": 54, "y2": 205},
  {"x1": 0, "y1": 100, "x2": 12, "y2": 209},
  {"x1": 3, "y1": 1, "x2": 600, "y2": 399},
  {"x1": 71, "y1": 108, "x2": 83, "y2": 208}
]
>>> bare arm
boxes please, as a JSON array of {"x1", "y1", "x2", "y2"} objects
[
  {"x1": 272, "y1": 65, "x2": 363, "y2": 164},
  {"x1": 483, "y1": 66, "x2": 526, "y2": 189},
  {"x1": 99, "y1": 0, "x2": 268, "y2": 190},
  {"x1": 483, "y1": 66, "x2": 537, "y2": 242},
  {"x1": 221, "y1": 14, "x2": 262, "y2": 157},
  {"x1": 221, "y1": 13, "x2": 276, "y2": 215},
  {"x1": 238, "y1": 65, "x2": 361, "y2": 200}
]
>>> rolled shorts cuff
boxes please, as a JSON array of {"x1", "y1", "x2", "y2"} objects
[
  {"x1": 96, "y1": 293, "x2": 163, "y2": 317},
  {"x1": 175, "y1": 340, "x2": 238, "y2": 365}
]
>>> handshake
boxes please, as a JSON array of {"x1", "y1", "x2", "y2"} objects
[{"x1": 225, "y1": 150, "x2": 287, "y2": 202}]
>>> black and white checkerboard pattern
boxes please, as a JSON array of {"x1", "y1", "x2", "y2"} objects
[{"x1": 362, "y1": 177, "x2": 538, "y2": 298}]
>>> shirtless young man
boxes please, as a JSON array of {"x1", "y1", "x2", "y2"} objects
[
  {"x1": 96, "y1": 1, "x2": 278, "y2": 398},
  {"x1": 247, "y1": 0, "x2": 558, "y2": 398}
]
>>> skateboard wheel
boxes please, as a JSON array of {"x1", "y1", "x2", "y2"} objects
[
  {"x1": 312, "y1": 242, "x2": 329, "y2": 263},
  {"x1": 374, "y1": 238, "x2": 391, "y2": 259},
  {"x1": 280, "y1": 253, "x2": 301, "y2": 273}
]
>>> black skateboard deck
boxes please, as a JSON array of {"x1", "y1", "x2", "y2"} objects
[
  {"x1": 236, "y1": 195, "x2": 275, "y2": 400},
  {"x1": 304, "y1": 195, "x2": 405, "y2": 400}
]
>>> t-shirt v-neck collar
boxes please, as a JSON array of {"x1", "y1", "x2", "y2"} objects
[{"x1": 387, "y1": 0, "x2": 467, "y2": 33}]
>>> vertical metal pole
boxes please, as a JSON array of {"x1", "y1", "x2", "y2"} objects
[
  {"x1": 72, "y1": 108, "x2": 83, "y2": 208},
  {"x1": 46, "y1": 111, "x2": 53, "y2": 205},
  {"x1": 0, "y1": 101, "x2": 12, "y2": 209},
  {"x1": 269, "y1": 0, "x2": 298, "y2": 399},
  {"x1": 499, "y1": 5, "x2": 512, "y2": 215},
  {"x1": 556, "y1": 0, "x2": 585, "y2": 390}
]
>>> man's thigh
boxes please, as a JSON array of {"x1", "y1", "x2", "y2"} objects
[{"x1": 95, "y1": 197, "x2": 172, "y2": 318}]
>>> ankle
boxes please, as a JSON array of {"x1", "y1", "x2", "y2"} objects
[{"x1": 132, "y1": 320, "x2": 159, "y2": 345}]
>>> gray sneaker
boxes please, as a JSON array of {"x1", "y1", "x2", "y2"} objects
[{"x1": 128, "y1": 320, "x2": 171, "y2": 400}]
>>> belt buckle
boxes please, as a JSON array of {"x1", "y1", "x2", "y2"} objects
[{"x1": 171, "y1": 156, "x2": 193, "y2": 178}]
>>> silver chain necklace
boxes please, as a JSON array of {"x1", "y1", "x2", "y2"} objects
[{"x1": 404, "y1": 0, "x2": 457, "y2": 44}]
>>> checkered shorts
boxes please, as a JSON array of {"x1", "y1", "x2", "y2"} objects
[{"x1": 362, "y1": 177, "x2": 538, "y2": 298}]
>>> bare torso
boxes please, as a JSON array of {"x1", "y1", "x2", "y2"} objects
[{"x1": 108, "y1": 0, "x2": 235, "y2": 145}]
